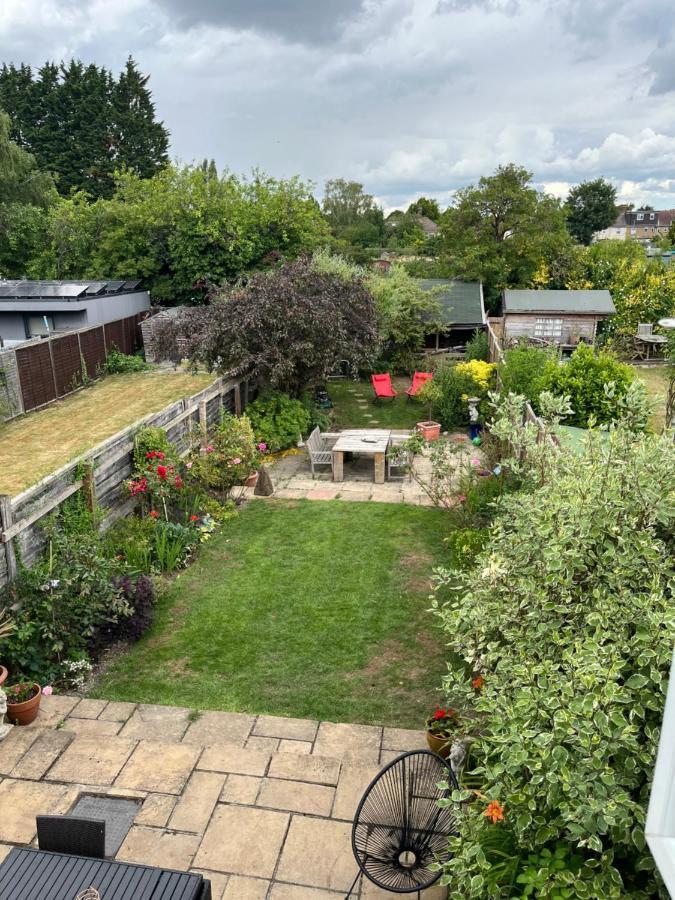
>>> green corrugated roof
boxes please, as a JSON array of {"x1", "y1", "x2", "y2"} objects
[
  {"x1": 503, "y1": 290, "x2": 615, "y2": 315},
  {"x1": 417, "y1": 279, "x2": 483, "y2": 326}
]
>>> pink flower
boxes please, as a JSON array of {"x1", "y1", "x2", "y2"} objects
[
  {"x1": 42, "y1": 685, "x2": 53, "y2": 696},
  {"x1": 186, "y1": 461, "x2": 193, "y2": 469},
  {"x1": 205, "y1": 445, "x2": 214, "y2": 453},
  {"x1": 258, "y1": 442, "x2": 267, "y2": 452},
  {"x1": 232, "y1": 457, "x2": 242, "y2": 465},
  {"x1": 458, "y1": 494, "x2": 466, "y2": 503},
  {"x1": 471, "y1": 458, "x2": 481, "y2": 467}
]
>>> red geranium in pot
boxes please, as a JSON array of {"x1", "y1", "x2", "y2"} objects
[
  {"x1": 425, "y1": 705, "x2": 461, "y2": 758},
  {"x1": 5, "y1": 681, "x2": 45, "y2": 726}
]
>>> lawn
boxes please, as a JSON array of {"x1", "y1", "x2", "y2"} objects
[
  {"x1": 631, "y1": 364, "x2": 669, "y2": 431},
  {"x1": 90, "y1": 499, "x2": 450, "y2": 728},
  {"x1": 328, "y1": 376, "x2": 425, "y2": 430},
  {"x1": 0, "y1": 370, "x2": 213, "y2": 496}
]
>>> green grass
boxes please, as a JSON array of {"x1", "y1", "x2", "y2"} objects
[
  {"x1": 90, "y1": 500, "x2": 450, "y2": 727},
  {"x1": 630, "y1": 365, "x2": 669, "y2": 431},
  {"x1": 329, "y1": 377, "x2": 425, "y2": 430}
]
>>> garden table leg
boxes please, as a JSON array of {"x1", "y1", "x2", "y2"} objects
[
  {"x1": 333, "y1": 450, "x2": 344, "y2": 481},
  {"x1": 374, "y1": 451, "x2": 385, "y2": 484}
]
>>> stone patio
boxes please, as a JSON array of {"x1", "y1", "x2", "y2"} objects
[{"x1": 0, "y1": 695, "x2": 448, "y2": 898}]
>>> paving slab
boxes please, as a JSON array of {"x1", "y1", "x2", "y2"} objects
[
  {"x1": 267, "y1": 753, "x2": 340, "y2": 786},
  {"x1": 313, "y1": 722, "x2": 382, "y2": 765},
  {"x1": 36, "y1": 694, "x2": 80, "y2": 726},
  {"x1": 254, "y1": 716, "x2": 318, "y2": 742},
  {"x1": 0, "y1": 725, "x2": 44, "y2": 775},
  {"x1": 382, "y1": 726, "x2": 427, "y2": 752},
  {"x1": 194, "y1": 805, "x2": 288, "y2": 878},
  {"x1": 257, "y1": 778, "x2": 334, "y2": 817},
  {"x1": 191, "y1": 870, "x2": 229, "y2": 900},
  {"x1": 222, "y1": 875, "x2": 270, "y2": 899},
  {"x1": 119, "y1": 704, "x2": 191, "y2": 742},
  {"x1": 116, "y1": 825, "x2": 200, "y2": 870},
  {"x1": 332, "y1": 763, "x2": 379, "y2": 821},
  {"x1": 0, "y1": 779, "x2": 78, "y2": 843},
  {"x1": 278, "y1": 740, "x2": 312, "y2": 755},
  {"x1": 169, "y1": 770, "x2": 225, "y2": 833},
  {"x1": 47, "y1": 735, "x2": 137, "y2": 786},
  {"x1": 115, "y1": 740, "x2": 200, "y2": 794},
  {"x1": 98, "y1": 701, "x2": 137, "y2": 723},
  {"x1": 10, "y1": 729, "x2": 74, "y2": 780},
  {"x1": 361, "y1": 881, "x2": 448, "y2": 898},
  {"x1": 276, "y1": 817, "x2": 354, "y2": 891},
  {"x1": 182, "y1": 710, "x2": 254, "y2": 747},
  {"x1": 70, "y1": 698, "x2": 108, "y2": 719},
  {"x1": 199, "y1": 744, "x2": 271, "y2": 777},
  {"x1": 0, "y1": 845, "x2": 12, "y2": 864},
  {"x1": 305, "y1": 488, "x2": 340, "y2": 500},
  {"x1": 246, "y1": 735, "x2": 280, "y2": 753},
  {"x1": 135, "y1": 793, "x2": 177, "y2": 827},
  {"x1": 269, "y1": 886, "x2": 344, "y2": 899},
  {"x1": 220, "y1": 774, "x2": 262, "y2": 805},
  {"x1": 58, "y1": 717, "x2": 122, "y2": 737}
]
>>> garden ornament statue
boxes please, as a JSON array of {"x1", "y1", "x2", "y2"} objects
[
  {"x1": 0, "y1": 686, "x2": 12, "y2": 741},
  {"x1": 467, "y1": 396, "x2": 481, "y2": 440}
]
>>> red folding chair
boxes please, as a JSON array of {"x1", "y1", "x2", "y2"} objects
[
  {"x1": 371, "y1": 373, "x2": 397, "y2": 403},
  {"x1": 406, "y1": 371, "x2": 432, "y2": 401}
]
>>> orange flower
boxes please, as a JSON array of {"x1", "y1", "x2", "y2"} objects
[
  {"x1": 483, "y1": 800, "x2": 505, "y2": 824},
  {"x1": 472, "y1": 675, "x2": 484, "y2": 690},
  {"x1": 149, "y1": 510, "x2": 159, "y2": 519}
]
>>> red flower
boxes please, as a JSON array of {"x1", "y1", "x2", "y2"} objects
[
  {"x1": 129, "y1": 476, "x2": 148, "y2": 496},
  {"x1": 472, "y1": 675, "x2": 484, "y2": 690},
  {"x1": 149, "y1": 510, "x2": 159, "y2": 519},
  {"x1": 156, "y1": 451, "x2": 165, "y2": 460},
  {"x1": 434, "y1": 706, "x2": 446, "y2": 720},
  {"x1": 174, "y1": 475, "x2": 184, "y2": 489},
  {"x1": 484, "y1": 800, "x2": 505, "y2": 824},
  {"x1": 156, "y1": 465, "x2": 167, "y2": 480},
  {"x1": 190, "y1": 514, "x2": 199, "y2": 522},
  {"x1": 146, "y1": 451, "x2": 156, "y2": 459}
]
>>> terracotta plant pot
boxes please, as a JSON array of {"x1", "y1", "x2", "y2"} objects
[
  {"x1": 244, "y1": 471, "x2": 259, "y2": 488},
  {"x1": 417, "y1": 421, "x2": 441, "y2": 442},
  {"x1": 0, "y1": 665, "x2": 7, "y2": 687},
  {"x1": 425, "y1": 727, "x2": 453, "y2": 759},
  {"x1": 6, "y1": 683, "x2": 41, "y2": 726}
]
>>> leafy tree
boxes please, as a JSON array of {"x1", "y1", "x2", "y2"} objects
[
  {"x1": 564, "y1": 177, "x2": 618, "y2": 245},
  {"x1": 0, "y1": 57, "x2": 169, "y2": 198},
  {"x1": 181, "y1": 258, "x2": 378, "y2": 395},
  {"x1": 407, "y1": 196, "x2": 441, "y2": 221},
  {"x1": 322, "y1": 178, "x2": 385, "y2": 253},
  {"x1": 439, "y1": 164, "x2": 571, "y2": 309},
  {"x1": 385, "y1": 210, "x2": 425, "y2": 249}
]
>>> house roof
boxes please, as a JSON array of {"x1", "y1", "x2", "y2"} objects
[
  {"x1": 417, "y1": 279, "x2": 484, "y2": 326},
  {"x1": 0, "y1": 280, "x2": 142, "y2": 301},
  {"x1": 415, "y1": 215, "x2": 440, "y2": 235},
  {"x1": 503, "y1": 289, "x2": 616, "y2": 315}
]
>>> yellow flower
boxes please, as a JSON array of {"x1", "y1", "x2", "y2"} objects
[{"x1": 455, "y1": 359, "x2": 496, "y2": 391}]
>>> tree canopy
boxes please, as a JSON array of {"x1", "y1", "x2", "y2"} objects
[
  {"x1": 0, "y1": 57, "x2": 169, "y2": 198},
  {"x1": 564, "y1": 177, "x2": 617, "y2": 245},
  {"x1": 439, "y1": 164, "x2": 571, "y2": 309},
  {"x1": 180, "y1": 258, "x2": 378, "y2": 395},
  {"x1": 407, "y1": 196, "x2": 441, "y2": 221}
]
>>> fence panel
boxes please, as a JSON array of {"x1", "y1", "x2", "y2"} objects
[
  {"x1": 51, "y1": 333, "x2": 82, "y2": 397},
  {"x1": 79, "y1": 327, "x2": 107, "y2": 379},
  {"x1": 15, "y1": 342, "x2": 57, "y2": 411},
  {"x1": 104, "y1": 320, "x2": 125, "y2": 354}
]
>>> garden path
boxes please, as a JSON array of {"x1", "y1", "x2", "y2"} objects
[{"x1": 0, "y1": 695, "x2": 446, "y2": 898}]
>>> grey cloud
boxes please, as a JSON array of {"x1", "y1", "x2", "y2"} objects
[{"x1": 153, "y1": 0, "x2": 365, "y2": 42}]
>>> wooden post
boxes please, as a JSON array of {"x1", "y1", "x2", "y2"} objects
[
  {"x1": 234, "y1": 383, "x2": 242, "y2": 416},
  {"x1": 199, "y1": 399, "x2": 208, "y2": 438},
  {"x1": 242, "y1": 379, "x2": 249, "y2": 410},
  {"x1": 0, "y1": 495, "x2": 17, "y2": 582},
  {"x1": 46, "y1": 335, "x2": 60, "y2": 400},
  {"x1": 333, "y1": 450, "x2": 344, "y2": 482},
  {"x1": 374, "y1": 452, "x2": 385, "y2": 485},
  {"x1": 82, "y1": 462, "x2": 96, "y2": 514}
]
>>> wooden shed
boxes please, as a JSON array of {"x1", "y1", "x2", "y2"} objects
[{"x1": 501, "y1": 289, "x2": 615, "y2": 348}]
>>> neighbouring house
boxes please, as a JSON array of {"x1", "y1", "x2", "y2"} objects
[
  {"x1": 418, "y1": 279, "x2": 486, "y2": 351},
  {"x1": 415, "y1": 215, "x2": 440, "y2": 237},
  {"x1": 0, "y1": 280, "x2": 150, "y2": 347},
  {"x1": 500, "y1": 289, "x2": 615, "y2": 347},
  {"x1": 593, "y1": 208, "x2": 675, "y2": 243}
]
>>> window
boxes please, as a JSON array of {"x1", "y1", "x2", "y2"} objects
[
  {"x1": 534, "y1": 317, "x2": 563, "y2": 339},
  {"x1": 637, "y1": 213, "x2": 644, "y2": 221},
  {"x1": 650, "y1": 213, "x2": 656, "y2": 220},
  {"x1": 25, "y1": 314, "x2": 54, "y2": 338}
]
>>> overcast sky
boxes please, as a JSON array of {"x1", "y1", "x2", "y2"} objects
[{"x1": 2, "y1": 0, "x2": 675, "y2": 211}]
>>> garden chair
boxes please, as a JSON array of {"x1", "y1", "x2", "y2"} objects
[
  {"x1": 371, "y1": 373, "x2": 397, "y2": 403},
  {"x1": 637, "y1": 323, "x2": 654, "y2": 337},
  {"x1": 386, "y1": 437, "x2": 413, "y2": 481},
  {"x1": 405, "y1": 371, "x2": 432, "y2": 401},
  {"x1": 36, "y1": 815, "x2": 106, "y2": 859},
  {"x1": 307, "y1": 426, "x2": 334, "y2": 478},
  {"x1": 346, "y1": 750, "x2": 459, "y2": 898}
]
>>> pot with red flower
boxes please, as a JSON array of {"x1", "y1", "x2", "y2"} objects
[
  {"x1": 425, "y1": 705, "x2": 461, "y2": 758},
  {"x1": 5, "y1": 681, "x2": 45, "y2": 726}
]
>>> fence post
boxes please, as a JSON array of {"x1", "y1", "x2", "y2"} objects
[
  {"x1": 46, "y1": 335, "x2": 60, "y2": 399},
  {"x1": 82, "y1": 462, "x2": 97, "y2": 514},
  {"x1": 234, "y1": 383, "x2": 242, "y2": 416},
  {"x1": 0, "y1": 495, "x2": 17, "y2": 582},
  {"x1": 199, "y1": 399, "x2": 208, "y2": 438}
]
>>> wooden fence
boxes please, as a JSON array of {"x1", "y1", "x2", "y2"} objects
[
  {"x1": 0, "y1": 312, "x2": 149, "y2": 420},
  {"x1": 0, "y1": 373, "x2": 251, "y2": 587}
]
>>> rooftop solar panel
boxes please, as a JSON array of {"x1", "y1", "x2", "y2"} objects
[
  {"x1": 122, "y1": 279, "x2": 141, "y2": 291},
  {"x1": 105, "y1": 280, "x2": 125, "y2": 291},
  {"x1": 85, "y1": 282, "x2": 107, "y2": 295}
]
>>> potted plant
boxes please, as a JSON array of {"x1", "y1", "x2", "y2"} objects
[
  {"x1": 425, "y1": 705, "x2": 461, "y2": 758},
  {"x1": 5, "y1": 681, "x2": 44, "y2": 726},
  {"x1": 415, "y1": 381, "x2": 442, "y2": 442},
  {"x1": 0, "y1": 607, "x2": 15, "y2": 687}
]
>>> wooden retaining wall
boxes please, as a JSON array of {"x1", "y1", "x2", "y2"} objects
[
  {"x1": 0, "y1": 373, "x2": 251, "y2": 587},
  {"x1": 0, "y1": 312, "x2": 150, "y2": 420}
]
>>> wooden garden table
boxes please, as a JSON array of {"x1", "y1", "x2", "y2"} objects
[{"x1": 332, "y1": 429, "x2": 391, "y2": 484}]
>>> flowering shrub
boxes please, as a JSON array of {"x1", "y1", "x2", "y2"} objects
[
  {"x1": 127, "y1": 452, "x2": 185, "y2": 520},
  {"x1": 429, "y1": 361, "x2": 496, "y2": 428},
  {"x1": 454, "y1": 359, "x2": 495, "y2": 391},
  {"x1": 186, "y1": 414, "x2": 260, "y2": 497},
  {"x1": 245, "y1": 391, "x2": 311, "y2": 452},
  {"x1": 432, "y1": 403, "x2": 675, "y2": 898}
]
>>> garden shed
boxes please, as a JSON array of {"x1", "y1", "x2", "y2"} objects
[
  {"x1": 501, "y1": 289, "x2": 615, "y2": 347},
  {"x1": 418, "y1": 279, "x2": 485, "y2": 350}
]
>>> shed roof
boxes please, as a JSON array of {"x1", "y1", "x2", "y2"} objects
[
  {"x1": 0, "y1": 279, "x2": 142, "y2": 301},
  {"x1": 417, "y1": 279, "x2": 484, "y2": 327},
  {"x1": 503, "y1": 289, "x2": 615, "y2": 315}
]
